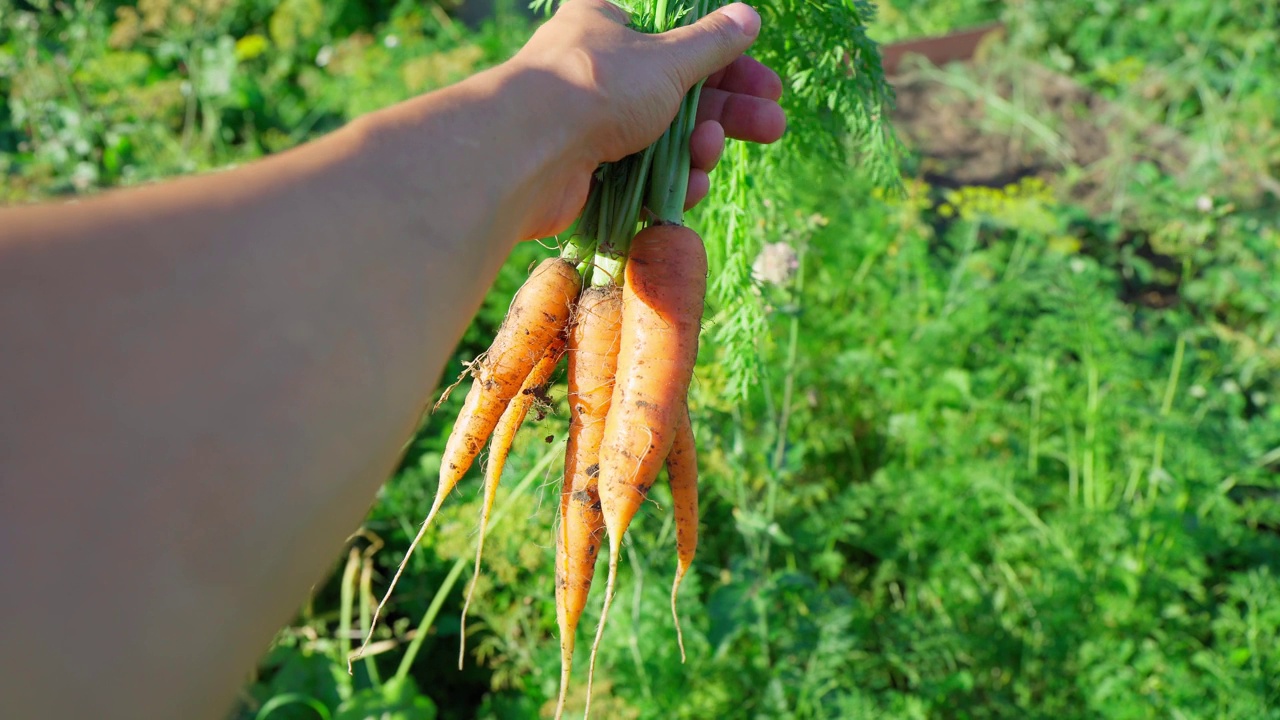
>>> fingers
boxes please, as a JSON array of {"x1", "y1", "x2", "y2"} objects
[
  {"x1": 685, "y1": 169, "x2": 710, "y2": 211},
  {"x1": 660, "y1": 3, "x2": 761, "y2": 90},
  {"x1": 704, "y1": 56, "x2": 783, "y2": 101},
  {"x1": 688, "y1": 49, "x2": 786, "y2": 148},
  {"x1": 689, "y1": 120, "x2": 725, "y2": 173},
  {"x1": 696, "y1": 87, "x2": 786, "y2": 144},
  {"x1": 684, "y1": 122, "x2": 722, "y2": 210}
]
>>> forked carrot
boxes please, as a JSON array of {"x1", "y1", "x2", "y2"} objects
[
  {"x1": 351, "y1": 256, "x2": 580, "y2": 669},
  {"x1": 585, "y1": 223, "x2": 707, "y2": 716},
  {"x1": 458, "y1": 335, "x2": 567, "y2": 669},
  {"x1": 665, "y1": 403, "x2": 698, "y2": 662},
  {"x1": 554, "y1": 285, "x2": 622, "y2": 720}
]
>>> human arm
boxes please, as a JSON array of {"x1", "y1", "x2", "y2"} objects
[{"x1": 0, "y1": 2, "x2": 784, "y2": 718}]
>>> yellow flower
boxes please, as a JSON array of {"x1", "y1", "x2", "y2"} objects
[
  {"x1": 234, "y1": 34, "x2": 269, "y2": 62},
  {"x1": 1048, "y1": 235, "x2": 1081, "y2": 255}
]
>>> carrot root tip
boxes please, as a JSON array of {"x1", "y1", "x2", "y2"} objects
[
  {"x1": 349, "y1": 495, "x2": 445, "y2": 674},
  {"x1": 554, "y1": 649, "x2": 573, "y2": 720},
  {"x1": 672, "y1": 569, "x2": 688, "y2": 663},
  {"x1": 584, "y1": 543, "x2": 621, "y2": 720}
]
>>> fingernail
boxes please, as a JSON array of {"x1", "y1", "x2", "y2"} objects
[{"x1": 720, "y1": 3, "x2": 760, "y2": 39}]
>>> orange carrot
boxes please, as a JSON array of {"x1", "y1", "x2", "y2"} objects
[
  {"x1": 554, "y1": 285, "x2": 622, "y2": 720},
  {"x1": 441, "y1": 258, "x2": 581, "y2": 486},
  {"x1": 459, "y1": 334, "x2": 566, "y2": 669},
  {"x1": 352, "y1": 256, "x2": 580, "y2": 669},
  {"x1": 585, "y1": 224, "x2": 707, "y2": 715},
  {"x1": 666, "y1": 403, "x2": 698, "y2": 662}
]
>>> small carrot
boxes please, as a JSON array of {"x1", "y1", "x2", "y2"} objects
[
  {"x1": 440, "y1": 257, "x2": 581, "y2": 487},
  {"x1": 586, "y1": 223, "x2": 707, "y2": 715},
  {"x1": 666, "y1": 403, "x2": 698, "y2": 662},
  {"x1": 352, "y1": 256, "x2": 580, "y2": 669},
  {"x1": 554, "y1": 285, "x2": 622, "y2": 720},
  {"x1": 459, "y1": 334, "x2": 566, "y2": 669}
]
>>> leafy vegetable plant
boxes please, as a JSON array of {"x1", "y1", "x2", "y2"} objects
[{"x1": 348, "y1": 2, "x2": 899, "y2": 717}]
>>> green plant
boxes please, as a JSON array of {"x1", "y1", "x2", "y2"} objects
[{"x1": 8, "y1": 2, "x2": 1280, "y2": 719}]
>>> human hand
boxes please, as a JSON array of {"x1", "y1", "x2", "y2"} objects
[{"x1": 511, "y1": 0, "x2": 786, "y2": 234}]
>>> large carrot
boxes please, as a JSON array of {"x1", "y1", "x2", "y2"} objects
[
  {"x1": 458, "y1": 334, "x2": 567, "y2": 669},
  {"x1": 585, "y1": 223, "x2": 707, "y2": 715},
  {"x1": 352, "y1": 256, "x2": 580, "y2": 668},
  {"x1": 554, "y1": 285, "x2": 622, "y2": 720},
  {"x1": 666, "y1": 403, "x2": 698, "y2": 662}
]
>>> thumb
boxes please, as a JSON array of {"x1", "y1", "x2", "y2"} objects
[{"x1": 661, "y1": 3, "x2": 761, "y2": 89}]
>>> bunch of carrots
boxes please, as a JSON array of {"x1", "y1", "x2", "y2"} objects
[{"x1": 353, "y1": 1, "x2": 717, "y2": 716}]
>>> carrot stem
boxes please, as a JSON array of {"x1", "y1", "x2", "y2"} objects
[
  {"x1": 562, "y1": 175, "x2": 603, "y2": 263},
  {"x1": 590, "y1": 146, "x2": 655, "y2": 287},
  {"x1": 645, "y1": 0, "x2": 711, "y2": 224}
]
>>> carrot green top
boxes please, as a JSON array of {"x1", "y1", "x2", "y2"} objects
[
  {"x1": 558, "y1": 0, "x2": 717, "y2": 283},
  {"x1": 644, "y1": 0, "x2": 712, "y2": 224}
]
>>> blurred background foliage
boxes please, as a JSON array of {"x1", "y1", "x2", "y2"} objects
[{"x1": 3, "y1": 0, "x2": 1278, "y2": 718}]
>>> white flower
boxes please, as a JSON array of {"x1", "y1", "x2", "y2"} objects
[
  {"x1": 315, "y1": 45, "x2": 333, "y2": 67},
  {"x1": 72, "y1": 162, "x2": 97, "y2": 191},
  {"x1": 384, "y1": 34, "x2": 400, "y2": 48},
  {"x1": 752, "y1": 242, "x2": 800, "y2": 286},
  {"x1": 1196, "y1": 195, "x2": 1213, "y2": 213}
]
